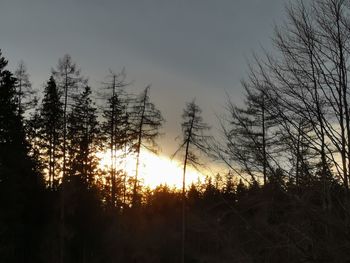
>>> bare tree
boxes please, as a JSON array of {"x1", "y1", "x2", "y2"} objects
[
  {"x1": 224, "y1": 81, "x2": 280, "y2": 185},
  {"x1": 174, "y1": 100, "x2": 210, "y2": 263},
  {"x1": 128, "y1": 86, "x2": 164, "y2": 206},
  {"x1": 14, "y1": 61, "x2": 36, "y2": 116},
  {"x1": 263, "y1": 0, "x2": 350, "y2": 189}
]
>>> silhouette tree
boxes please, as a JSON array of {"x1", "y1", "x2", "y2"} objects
[
  {"x1": 39, "y1": 76, "x2": 64, "y2": 189},
  {"x1": 259, "y1": 0, "x2": 350, "y2": 188},
  {"x1": 52, "y1": 54, "x2": 85, "y2": 184},
  {"x1": 224, "y1": 82, "x2": 279, "y2": 185},
  {"x1": 63, "y1": 86, "x2": 105, "y2": 262},
  {"x1": 175, "y1": 100, "x2": 210, "y2": 263},
  {"x1": 3, "y1": 1, "x2": 350, "y2": 262},
  {"x1": 52, "y1": 54, "x2": 85, "y2": 263},
  {"x1": 101, "y1": 70, "x2": 129, "y2": 208},
  {"x1": 128, "y1": 86, "x2": 164, "y2": 206},
  {"x1": 278, "y1": 117, "x2": 316, "y2": 188},
  {"x1": 223, "y1": 171, "x2": 235, "y2": 196},
  {"x1": 14, "y1": 61, "x2": 35, "y2": 116},
  {"x1": 0, "y1": 50, "x2": 43, "y2": 262},
  {"x1": 67, "y1": 85, "x2": 101, "y2": 187},
  {"x1": 25, "y1": 108, "x2": 43, "y2": 174}
]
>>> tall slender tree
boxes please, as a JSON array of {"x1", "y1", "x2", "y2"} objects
[
  {"x1": 128, "y1": 86, "x2": 164, "y2": 206},
  {"x1": 52, "y1": 54, "x2": 85, "y2": 183},
  {"x1": 14, "y1": 61, "x2": 35, "y2": 116},
  {"x1": 39, "y1": 76, "x2": 64, "y2": 189},
  {"x1": 52, "y1": 54, "x2": 85, "y2": 263},
  {"x1": 175, "y1": 100, "x2": 210, "y2": 263},
  {"x1": 225, "y1": 83, "x2": 279, "y2": 185},
  {"x1": 67, "y1": 85, "x2": 101, "y2": 186},
  {"x1": 101, "y1": 70, "x2": 129, "y2": 208}
]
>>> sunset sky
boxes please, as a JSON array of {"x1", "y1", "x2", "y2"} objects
[
  {"x1": 3, "y1": 2, "x2": 348, "y2": 261},
  {"x1": 0, "y1": 0, "x2": 286, "y2": 158}
]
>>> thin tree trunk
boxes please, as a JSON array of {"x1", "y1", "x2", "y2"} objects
[
  {"x1": 181, "y1": 139, "x2": 190, "y2": 263},
  {"x1": 111, "y1": 75, "x2": 116, "y2": 207},
  {"x1": 53, "y1": 135, "x2": 56, "y2": 189},
  {"x1": 296, "y1": 123, "x2": 301, "y2": 187},
  {"x1": 261, "y1": 96, "x2": 267, "y2": 185},
  {"x1": 123, "y1": 143, "x2": 127, "y2": 206},
  {"x1": 133, "y1": 89, "x2": 147, "y2": 206},
  {"x1": 18, "y1": 78, "x2": 22, "y2": 115},
  {"x1": 60, "y1": 68, "x2": 68, "y2": 263},
  {"x1": 181, "y1": 111, "x2": 195, "y2": 263},
  {"x1": 337, "y1": 16, "x2": 350, "y2": 190},
  {"x1": 49, "y1": 139, "x2": 52, "y2": 189}
]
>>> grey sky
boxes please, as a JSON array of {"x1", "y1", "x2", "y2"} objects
[{"x1": 0, "y1": 0, "x2": 287, "y2": 156}]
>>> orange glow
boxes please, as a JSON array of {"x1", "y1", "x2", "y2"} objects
[{"x1": 98, "y1": 149, "x2": 203, "y2": 189}]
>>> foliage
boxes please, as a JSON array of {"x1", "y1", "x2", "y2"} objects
[{"x1": 3, "y1": 1, "x2": 350, "y2": 261}]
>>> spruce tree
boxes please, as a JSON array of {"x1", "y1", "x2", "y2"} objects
[
  {"x1": 0, "y1": 50, "x2": 43, "y2": 262},
  {"x1": 52, "y1": 54, "x2": 85, "y2": 184},
  {"x1": 65, "y1": 86, "x2": 104, "y2": 263},
  {"x1": 52, "y1": 55, "x2": 85, "y2": 263},
  {"x1": 101, "y1": 70, "x2": 129, "y2": 208},
  {"x1": 67, "y1": 85, "x2": 101, "y2": 186},
  {"x1": 40, "y1": 76, "x2": 64, "y2": 189}
]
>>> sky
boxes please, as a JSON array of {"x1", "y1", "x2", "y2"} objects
[{"x1": 0, "y1": 0, "x2": 287, "y2": 158}]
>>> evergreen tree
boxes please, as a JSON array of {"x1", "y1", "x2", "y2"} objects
[
  {"x1": 64, "y1": 86, "x2": 105, "y2": 262},
  {"x1": 39, "y1": 76, "x2": 64, "y2": 189},
  {"x1": 223, "y1": 171, "x2": 235, "y2": 195},
  {"x1": 67, "y1": 85, "x2": 101, "y2": 186},
  {"x1": 101, "y1": 70, "x2": 129, "y2": 208},
  {"x1": 52, "y1": 54, "x2": 85, "y2": 263},
  {"x1": 26, "y1": 108, "x2": 43, "y2": 172},
  {"x1": 0, "y1": 50, "x2": 43, "y2": 262},
  {"x1": 52, "y1": 54, "x2": 85, "y2": 183}
]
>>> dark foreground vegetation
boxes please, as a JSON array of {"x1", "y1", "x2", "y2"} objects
[{"x1": 3, "y1": 0, "x2": 350, "y2": 262}]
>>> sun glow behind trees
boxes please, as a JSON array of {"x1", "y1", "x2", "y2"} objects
[{"x1": 98, "y1": 149, "x2": 203, "y2": 189}]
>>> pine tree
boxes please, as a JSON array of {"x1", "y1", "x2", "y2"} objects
[
  {"x1": 221, "y1": 171, "x2": 233, "y2": 194},
  {"x1": 52, "y1": 55, "x2": 85, "y2": 263},
  {"x1": 0, "y1": 50, "x2": 43, "y2": 262},
  {"x1": 39, "y1": 76, "x2": 64, "y2": 189},
  {"x1": 64, "y1": 86, "x2": 105, "y2": 263},
  {"x1": 67, "y1": 86, "x2": 101, "y2": 186},
  {"x1": 52, "y1": 54, "x2": 85, "y2": 183},
  {"x1": 101, "y1": 70, "x2": 129, "y2": 208},
  {"x1": 26, "y1": 108, "x2": 43, "y2": 173}
]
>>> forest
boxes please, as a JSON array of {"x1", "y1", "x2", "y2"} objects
[{"x1": 2, "y1": 0, "x2": 350, "y2": 262}]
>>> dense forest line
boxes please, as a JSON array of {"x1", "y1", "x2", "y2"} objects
[{"x1": 2, "y1": 0, "x2": 350, "y2": 262}]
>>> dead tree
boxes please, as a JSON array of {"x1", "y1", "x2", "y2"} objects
[
  {"x1": 174, "y1": 100, "x2": 210, "y2": 263},
  {"x1": 128, "y1": 86, "x2": 163, "y2": 206}
]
